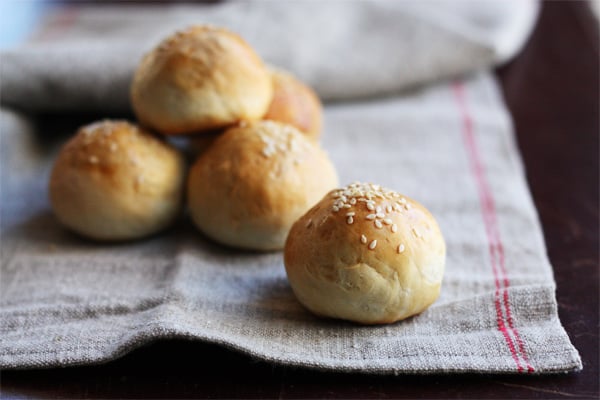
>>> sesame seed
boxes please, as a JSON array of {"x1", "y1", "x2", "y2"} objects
[
  {"x1": 360, "y1": 235, "x2": 367, "y2": 244},
  {"x1": 89, "y1": 156, "x2": 98, "y2": 164},
  {"x1": 391, "y1": 224, "x2": 398, "y2": 233},
  {"x1": 398, "y1": 244, "x2": 405, "y2": 253},
  {"x1": 261, "y1": 149, "x2": 271, "y2": 157},
  {"x1": 332, "y1": 206, "x2": 339, "y2": 212},
  {"x1": 332, "y1": 184, "x2": 409, "y2": 226},
  {"x1": 109, "y1": 143, "x2": 118, "y2": 152},
  {"x1": 405, "y1": 203, "x2": 412, "y2": 210},
  {"x1": 369, "y1": 240, "x2": 377, "y2": 250},
  {"x1": 374, "y1": 220, "x2": 383, "y2": 229},
  {"x1": 347, "y1": 216, "x2": 354, "y2": 224},
  {"x1": 346, "y1": 212, "x2": 355, "y2": 216},
  {"x1": 412, "y1": 227, "x2": 421, "y2": 237}
]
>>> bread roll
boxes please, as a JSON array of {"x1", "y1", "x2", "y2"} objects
[
  {"x1": 264, "y1": 68, "x2": 322, "y2": 140},
  {"x1": 284, "y1": 182, "x2": 446, "y2": 324},
  {"x1": 188, "y1": 121, "x2": 338, "y2": 250},
  {"x1": 49, "y1": 120, "x2": 185, "y2": 241},
  {"x1": 131, "y1": 25, "x2": 273, "y2": 135}
]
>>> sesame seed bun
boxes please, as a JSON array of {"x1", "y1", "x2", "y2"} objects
[
  {"x1": 187, "y1": 121, "x2": 338, "y2": 251},
  {"x1": 131, "y1": 25, "x2": 273, "y2": 135},
  {"x1": 49, "y1": 120, "x2": 186, "y2": 241},
  {"x1": 284, "y1": 182, "x2": 446, "y2": 324},
  {"x1": 263, "y1": 68, "x2": 322, "y2": 140}
]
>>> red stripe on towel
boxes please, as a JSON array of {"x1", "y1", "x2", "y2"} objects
[
  {"x1": 492, "y1": 208, "x2": 535, "y2": 373},
  {"x1": 452, "y1": 81, "x2": 534, "y2": 373}
]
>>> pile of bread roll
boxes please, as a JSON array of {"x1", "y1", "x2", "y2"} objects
[{"x1": 49, "y1": 25, "x2": 446, "y2": 325}]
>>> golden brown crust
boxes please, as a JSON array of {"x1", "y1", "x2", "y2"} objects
[
  {"x1": 264, "y1": 68, "x2": 322, "y2": 140},
  {"x1": 131, "y1": 25, "x2": 273, "y2": 135},
  {"x1": 187, "y1": 120, "x2": 338, "y2": 250},
  {"x1": 284, "y1": 182, "x2": 446, "y2": 324},
  {"x1": 49, "y1": 120, "x2": 186, "y2": 240}
]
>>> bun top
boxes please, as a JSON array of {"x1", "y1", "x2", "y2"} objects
[
  {"x1": 131, "y1": 25, "x2": 273, "y2": 135},
  {"x1": 53, "y1": 120, "x2": 177, "y2": 178},
  {"x1": 187, "y1": 120, "x2": 338, "y2": 250},
  {"x1": 284, "y1": 182, "x2": 446, "y2": 324},
  {"x1": 264, "y1": 68, "x2": 322, "y2": 140},
  {"x1": 48, "y1": 120, "x2": 185, "y2": 241}
]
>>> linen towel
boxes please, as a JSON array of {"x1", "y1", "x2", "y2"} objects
[
  {"x1": 1, "y1": 0, "x2": 538, "y2": 111},
  {"x1": 0, "y1": 1, "x2": 581, "y2": 374}
]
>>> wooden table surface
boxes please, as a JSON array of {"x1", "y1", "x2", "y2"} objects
[{"x1": 1, "y1": 1, "x2": 598, "y2": 398}]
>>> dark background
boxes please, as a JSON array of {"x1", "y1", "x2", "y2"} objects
[{"x1": 1, "y1": 1, "x2": 598, "y2": 398}]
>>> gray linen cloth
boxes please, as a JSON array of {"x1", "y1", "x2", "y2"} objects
[{"x1": 0, "y1": 1, "x2": 581, "y2": 373}]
